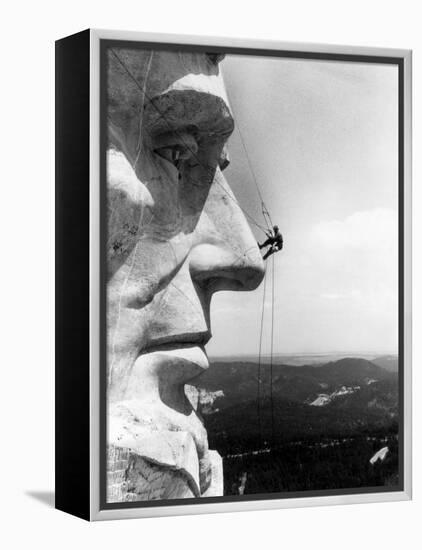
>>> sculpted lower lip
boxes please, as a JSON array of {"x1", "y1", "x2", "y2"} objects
[{"x1": 141, "y1": 343, "x2": 209, "y2": 371}]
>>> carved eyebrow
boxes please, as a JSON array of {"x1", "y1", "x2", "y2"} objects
[{"x1": 206, "y1": 52, "x2": 226, "y2": 65}]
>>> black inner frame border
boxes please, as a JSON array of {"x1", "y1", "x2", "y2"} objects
[{"x1": 99, "y1": 38, "x2": 405, "y2": 511}]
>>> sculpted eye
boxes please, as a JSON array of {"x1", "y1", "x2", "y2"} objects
[
  {"x1": 154, "y1": 144, "x2": 194, "y2": 167},
  {"x1": 152, "y1": 131, "x2": 198, "y2": 168}
]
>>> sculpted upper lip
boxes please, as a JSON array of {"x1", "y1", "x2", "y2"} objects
[{"x1": 141, "y1": 331, "x2": 211, "y2": 354}]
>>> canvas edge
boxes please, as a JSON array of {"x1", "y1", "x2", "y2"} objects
[
  {"x1": 402, "y1": 49, "x2": 412, "y2": 501},
  {"x1": 88, "y1": 28, "x2": 412, "y2": 521}
]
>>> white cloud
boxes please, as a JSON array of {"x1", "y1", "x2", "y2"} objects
[
  {"x1": 208, "y1": 207, "x2": 399, "y2": 356},
  {"x1": 310, "y1": 208, "x2": 397, "y2": 252}
]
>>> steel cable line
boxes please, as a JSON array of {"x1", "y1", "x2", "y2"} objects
[
  {"x1": 223, "y1": 66, "x2": 279, "y2": 450},
  {"x1": 235, "y1": 125, "x2": 274, "y2": 232},
  {"x1": 256, "y1": 266, "x2": 268, "y2": 447},
  {"x1": 233, "y1": 116, "x2": 273, "y2": 232},
  {"x1": 222, "y1": 69, "x2": 275, "y2": 233},
  {"x1": 110, "y1": 49, "x2": 279, "y2": 450},
  {"x1": 270, "y1": 253, "x2": 276, "y2": 447}
]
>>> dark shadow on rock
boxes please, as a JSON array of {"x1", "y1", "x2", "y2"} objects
[{"x1": 26, "y1": 490, "x2": 55, "y2": 508}]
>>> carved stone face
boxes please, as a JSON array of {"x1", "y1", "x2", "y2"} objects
[{"x1": 106, "y1": 48, "x2": 264, "y2": 500}]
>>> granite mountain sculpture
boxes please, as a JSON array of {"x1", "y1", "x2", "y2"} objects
[{"x1": 106, "y1": 47, "x2": 264, "y2": 501}]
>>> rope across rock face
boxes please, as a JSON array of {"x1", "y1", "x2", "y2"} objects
[
  {"x1": 111, "y1": 49, "x2": 279, "y2": 450},
  {"x1": 110, "y1": 48, "x2": 273, "y2": 236}
]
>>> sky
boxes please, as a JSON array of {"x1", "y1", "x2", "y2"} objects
[{"x1": 207, "y1": 54, "x2": 398, "y2": 358}]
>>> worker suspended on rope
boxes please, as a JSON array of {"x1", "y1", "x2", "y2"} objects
[{"x1": 258, "y1": 225, "x2": 283, "y2": 260}]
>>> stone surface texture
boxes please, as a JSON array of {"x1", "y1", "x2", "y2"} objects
[{"x1": 106, "y1": 48, "x2": 264, "y2": 502}]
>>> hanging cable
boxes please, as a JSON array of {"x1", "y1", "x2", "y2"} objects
[
  {"x1": 270, "y1": 253, "x2": 276, "y2": 448},
  {"x1": 224, "y1": 77, "x2": 279, "y2": 449},
  {"x1": 110, "y1": 50, "x2": 281, "y2": 451},
  {"x1": 256, "y1": 267, "x2": 268, "y2": 447},
  {"x1": 222, "y1": 70, "x2": 274, "y2": 233},
  {"x1": 262, "y1": 202, "x2": 274, "y2": 232},
  {"x1": 235, "y1": 123, "x2": 272, "y2": 233}
]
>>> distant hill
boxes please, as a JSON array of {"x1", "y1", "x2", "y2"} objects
[
  {"x1": 371, "y1": 355, "x2": 398, "y2": 372},
  {"x1": 194, "y1": 357, "x2": 396, "y2": 412},
  {"x1": 194, "y1": 355, "x2": 399, "y2": 494},
  {"x1": 209, "y1": 352, "x2": 396, "y2": 366}
]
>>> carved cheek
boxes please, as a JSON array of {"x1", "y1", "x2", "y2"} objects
[{"x1": 107, "y1": 151, "x2": 154, "y2": 277}]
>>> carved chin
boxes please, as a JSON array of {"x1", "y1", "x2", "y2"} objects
[
  {"x1": 107, "y1": 340, "x2": 219, "y2": 500},
  {"x1": 107, "y1": 396, "x2": 212, "y2": 499}
]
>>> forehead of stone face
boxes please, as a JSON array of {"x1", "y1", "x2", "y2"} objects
[{"x1": 107, "y1": 48, "x2": 220, "y2": 121}]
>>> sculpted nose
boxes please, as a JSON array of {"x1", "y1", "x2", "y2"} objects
[
  {"x1": 189, "y1": 243, "x2": 265, "y2": 293},
  {"x1": 188, "y1": 173, "x2": 265, "y2": 294}
]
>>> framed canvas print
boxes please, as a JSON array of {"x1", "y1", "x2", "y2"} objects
[{"x1": 55, "y1": 29, "x2": 412, "y2": 521}]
